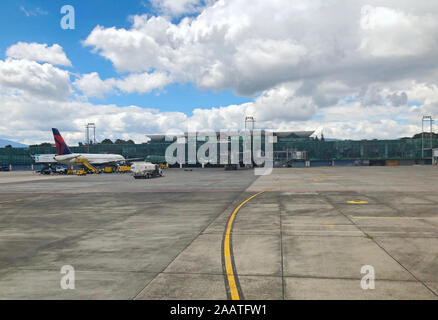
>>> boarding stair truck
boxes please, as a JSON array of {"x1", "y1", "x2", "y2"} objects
[
  {"x1": 131, "y1": 162, "x2": 163, "y2": 179},
  {"x1": 74, "y1": 158, "x2": 99, "y2": 174}
]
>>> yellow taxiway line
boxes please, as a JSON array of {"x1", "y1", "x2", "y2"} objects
[
  {"x1": 323, "y1": 221, "x2": 335, "y2": 229},
  {"x1": 223, "y1": 172, "x2": 331, "y2": 300},
  {"x1": 223, "y1": 191, "x2": 265, "y2": 300}
]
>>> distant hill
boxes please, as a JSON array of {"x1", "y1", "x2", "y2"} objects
[
  {"x1": 400, "y1": 132, "x2": 438, "y2": 140},
  {"x1": 0, "y1": 139, "x2": 28, "y2": 148},
  {"x1": 412, "y1": 132, "x2": 438, "y2": 139}
]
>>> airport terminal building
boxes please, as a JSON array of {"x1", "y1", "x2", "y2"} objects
[{"x1": 1, "y1": 130, "x2": 437, "y2": 170}]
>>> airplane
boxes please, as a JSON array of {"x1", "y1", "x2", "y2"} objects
[{"x1": 51, "y1": 128, "x2": 139, "y2": 169}]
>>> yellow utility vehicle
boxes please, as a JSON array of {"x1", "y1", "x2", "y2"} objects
[
  {"x1": 76, "y1": 169, "x2": 87, "y2": 176},
  {"x1": 104, "y1": 167, "x2": 114, "y2": 173},
  {"x1": 118, "y1": 166, "x2": 131, "y2": 173}
]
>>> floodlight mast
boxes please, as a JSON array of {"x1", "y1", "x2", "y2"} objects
[
  {"x1": 85, "y1": 123, "x2": 96, "y2": 153},
  {"x1": 421, "y1": 116, "x2": 433, "y2": 159}
]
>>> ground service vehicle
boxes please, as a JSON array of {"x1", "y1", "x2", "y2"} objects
[
  {"x1": 39, "y1": 168, "x2": 52, "y2": 175},
  {"x1": 104, "y1": 167, "x2": 114, "y2": 173},
  {"x1": 118, "y1": 166, "x2": 131, "y2": 173},
  {"x1": 131, "y1": 162, "x2": 163, "y2": 179},
  {"x1": 76, "y1": 169, "x2": 87, "y2": 176},
  {"x1": 54, "y1": 167, "x2": 67, "y2": 174}
]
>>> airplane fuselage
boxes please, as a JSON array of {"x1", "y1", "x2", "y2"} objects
[{"x1": 54, "y1": 153, "x2": 125, "y2": 165}]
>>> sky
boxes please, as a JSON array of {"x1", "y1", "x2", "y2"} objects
[{"x1": 0, "y1": 0, "x2": 437, "y2": 144}]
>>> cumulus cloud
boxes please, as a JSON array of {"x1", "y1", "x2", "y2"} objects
[
  {"x1": 357, "y1": 85, "x2": 410, "y2": 107},
  {"x1": 148, "y1": 0, "x2": 215, "y2": 17},
  {"x1": 0, "y1": 94, "x2": 189, "y2": 144},
  {"x1": 73, "y1": 71, "x2": 172, "y2": 98},
  {"x1": 6, "y1": 42, "x2": 72, "y2": 67},
  {"x1": 114, "y1": 71, "x2": 172, "y2": 94},
  {"x1": 359, "y1": 5, "x2": 438, "y2": 57},
  {"x1": 72, "y1": 72, "x2": 115, "y2": 98},
  {"x1": 2, "y1": 80, "x2": 438, "y2": 145},
  {"x1": 83, "y1": 0, "x2": 438, "y2": 98},
  {"x1": 186, "y1": 82, "x2": 317, "y2": 131},
  {"x1": 251, "y1": 83, "x2": 317, "y2": 122},
  {"x1": 3, "y1": 1, "x2": 438, "y2": 144},
  {"x1": 0, "y1": 58, "x2": 71, "y2": 100},
  {"x1": 406, "y1": 83, "x2": 438, "y2": 105},
  {"x1": 387, "y1": 92, "x2": 408, "y2": 107}
]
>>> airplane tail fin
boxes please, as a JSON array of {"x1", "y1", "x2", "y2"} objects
[{"x1": 52, "y1": 128, "x2": 73, "y2": 155}]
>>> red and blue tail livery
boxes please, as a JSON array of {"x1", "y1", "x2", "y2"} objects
[{"x1": 52, "y1": 128, "x2": 72, "y2": 156}]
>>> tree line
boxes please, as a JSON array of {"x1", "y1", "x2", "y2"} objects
[{"x1": 28, "y1": 138, "x2": 136, "y2": 148}]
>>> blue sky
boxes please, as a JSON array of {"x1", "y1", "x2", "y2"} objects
[
  {"x1": 0, "y1": 0, "x2": 252, "y2": 113},
  {"x1": 0, "y1": 0, "x2": 436, "y2": 144}
]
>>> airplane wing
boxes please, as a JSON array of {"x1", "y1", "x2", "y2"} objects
[
  {"x1": 88, "y1": 158, "x2": 143, "y2": 167},
  {"x1": 124, "y1": 158, "x2": 144, "y2": 162}
]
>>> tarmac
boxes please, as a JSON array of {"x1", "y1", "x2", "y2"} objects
[{"x1": 0, "y1": 166, "x2": 437, "y2": 299}]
